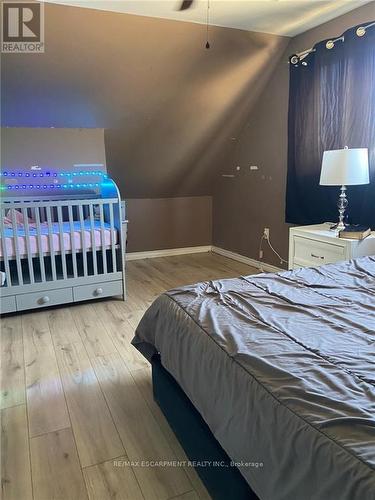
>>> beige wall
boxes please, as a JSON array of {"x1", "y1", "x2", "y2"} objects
[
  {"x1": 2, "y1": 2, "x2": 372, "y2": 256},
  {"x1": 2, "y1": 3, "x2": 287, "y2": 199},
  {"x1": 1, "y1": 2, "x2": 287, "y2": 252},
  {"x1": 1, "y1": 128, "x2": 107, "y2": 171},
  {"x1": 213, "y1": 2, "x2": 374, "y2": 268},
  {"x1": 126, "y1": 197, "x2": 212, "y2": 252}
]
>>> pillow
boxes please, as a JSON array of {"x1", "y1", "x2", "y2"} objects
[{"x1": 5, "y1": 209, "x2": 34, "y2": 225}]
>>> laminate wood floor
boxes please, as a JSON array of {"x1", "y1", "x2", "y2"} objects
[{"x1": 0, "y1": 252, "x2": 258, "y2": 500}]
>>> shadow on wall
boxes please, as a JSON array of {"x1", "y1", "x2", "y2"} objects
[
  {"x1": 1, "y1": 3, "x2": 290, "y2": 255},
  {"x1": 106, "y1": 29, "x2": 289, "y2": 197},
  {"x1": 212, "y1": 1, "x2": 374, "y2": 268},
  {"x1": 212, "y1": 45, "x2": 292, "y2": 268},
  {"x1": 1, "y1": 2, "x2": 288, "y2": 199}
]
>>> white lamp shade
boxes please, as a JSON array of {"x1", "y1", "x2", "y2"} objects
[{"x1": 319, "y1": 148, "x2": 369, "y2": 186}]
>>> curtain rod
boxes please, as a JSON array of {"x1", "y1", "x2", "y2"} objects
[{"x1": 289, "y1": 20, "x2": 375, "y2": 65}]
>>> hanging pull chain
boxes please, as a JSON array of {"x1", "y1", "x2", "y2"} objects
[{"x1": 205, "y1": 0, "x2": 210, "y2": 49}]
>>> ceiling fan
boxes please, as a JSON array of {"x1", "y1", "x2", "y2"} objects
[
  {"x1": 177, "y1": 0, "x2": 194, "y2": 10},
  {"x1": 178, "y1": 0, "x2": 289, "y2": 7}
]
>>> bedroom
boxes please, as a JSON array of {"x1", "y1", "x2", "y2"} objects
[{"x1": 0, "y1": 0, "x2": 374, "y2": 499}]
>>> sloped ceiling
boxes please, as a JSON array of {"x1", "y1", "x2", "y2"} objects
[
  {"x1": 42, "y1": 0, "x2": 372, "y2": 36},
  {"x1": 2, "y1": 3, "x2": 289, "y2": 197}
]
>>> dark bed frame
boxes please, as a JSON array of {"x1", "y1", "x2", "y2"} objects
[{"x1": 151, "y1": 354, "x2": 259, "y2": 500}]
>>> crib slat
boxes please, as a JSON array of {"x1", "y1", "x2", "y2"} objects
[
  {"x1": 78, "y1": 205, "x2": 88, "y2": 277},
  {"x1": 117, "y1": 201, "x2": 124, "y2": 275},
  {"x1": 68, "y1": 205, "x2": 78, "y2": 278},
  {"x1": 0, "y1": 208, "x2": 12, "y2": 287},
  {"x1": 109, "y1": 202, "x2": 116, "y2": 273},
  {"x1": 10, "y1": 208, "x2": 24, "y2": 286},
  {"x1": 34, "y1": 207, "x2": 46, "y2": 283},
  {"x1": 99, "y1": 204, "x2": 107, "y2": 275},
  {"x1": 22, "y1": 207, "x2": 35, "y2": 284},
  {"x1": 46, "y1": 205, "x2": 57, "y2": 282},
  {"x1": 57, "y1": 205, "x2": 68, "y2": 280},
  {"x1": 89, "y1": 204, "x2": 98, "y2": 275}
]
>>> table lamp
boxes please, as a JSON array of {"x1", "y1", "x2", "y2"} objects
[{"x1": 319, "y1": 147, "x2": 369, "y2": 231}]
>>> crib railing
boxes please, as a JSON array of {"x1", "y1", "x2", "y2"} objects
[{"x1": 0, "y1": 197, "x2": 123, "y2": 288}]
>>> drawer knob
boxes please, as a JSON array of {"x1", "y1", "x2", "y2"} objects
[
  {"x1": 311, "y1": 253, "x2": 324, "y2": 260},
  {"x1": 39, "y1": 296, "x2": 50, "y2": 304},
  {"x1": 94, "y1": 288, "x2": 103, "y2": 296}
]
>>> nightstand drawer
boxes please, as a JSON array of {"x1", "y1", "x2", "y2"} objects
[
  {"x1": 294, "y1": 236, "x2": 345, "y2": 266},
  {"x1": 289, "y1": 224, "x2": 375, "y2": 270}
]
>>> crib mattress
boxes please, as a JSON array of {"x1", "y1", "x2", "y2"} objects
[{"x1": 0, "y1": 221, "x2": 118, "y2": 258}]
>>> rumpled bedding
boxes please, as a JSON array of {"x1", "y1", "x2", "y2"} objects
[{"x1": 132, "y1": 256, "x2": 375, "y2": 500}]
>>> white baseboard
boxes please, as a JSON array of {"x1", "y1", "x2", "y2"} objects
[
  {"x1": 126, "y1": 245, "x2": 212, "y2": 261},
  {"x1": 126, "y1": 244, "x2": 283, "y2": 273},
  {"x1": 211, "y1": 246, "x2": 283, "y2": 273}
]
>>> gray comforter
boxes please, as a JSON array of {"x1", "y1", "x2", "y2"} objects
[{"x1": 132, "y1": 257, "x2": 375, "y2": 500}]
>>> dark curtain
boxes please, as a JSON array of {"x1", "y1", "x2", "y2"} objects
[{"x1": 286, "y1": 22, "x2": 375, "y2": 228}]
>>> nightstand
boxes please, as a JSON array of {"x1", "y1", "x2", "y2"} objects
[{"x1": 288, "y1": 223, "x2": 375, "y2": 269}]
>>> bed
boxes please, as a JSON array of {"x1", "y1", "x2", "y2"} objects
[
  {"x1": 132, "y1": 256, "x2": 375, "y2": 500},
  {"x1": 0, "y1": 172, "x2": 126, "y2": 313}
]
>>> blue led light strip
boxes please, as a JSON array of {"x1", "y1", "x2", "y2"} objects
[
  {"x1": 0, "y1": 170, "x2": 108, "y2": 178},
  {"x1": 59, "y1": 171, "x2": 108, "y2": 177},
  {"x1": 4, "y1": 183, "x2": 103, "y2": 190}
]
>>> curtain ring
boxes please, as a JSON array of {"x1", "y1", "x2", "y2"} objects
[
  {"x1": 289, "y1": 54, "x2": 300, "y2": 65},
  {"x1": 356, "y1": 26, "x2": 366, "y2": 37},
  {"x1": 326, "y1": 40, "x2": 335, "y2": 49}
]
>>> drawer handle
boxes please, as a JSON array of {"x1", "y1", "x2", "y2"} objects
[
  {"x1": 94, "y1": 287, "x2": 103, "y2": 296},
  {"x1": 39, "y1": 296, "x2": 50, "y2": 305},
  {"x1": 311, "y1": 253, "x2": 324, "y2": 260}
]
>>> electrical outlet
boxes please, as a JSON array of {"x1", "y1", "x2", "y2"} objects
[{"x1": 263, "y1": 227, "x2": 270, "y2": 239}]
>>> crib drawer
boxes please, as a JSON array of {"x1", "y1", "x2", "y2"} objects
[
  {"x1": 1, "y1": 295, "x2": 17, "y2": 314},
  {"x1": 16, "y1": 288, "x2": 73, "y2": 311},
  {"x1": 73, "y1": 280, "x2": 123, "y2": 302}
]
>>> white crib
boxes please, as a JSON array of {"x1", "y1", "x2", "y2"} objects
[{"x1": 0, "y1": 172, "x2": 126, "y2": 314}]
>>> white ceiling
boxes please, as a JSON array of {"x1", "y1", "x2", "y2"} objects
[{"x1": 42, "y1": 1, "x2": 373, "y2": 36}]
